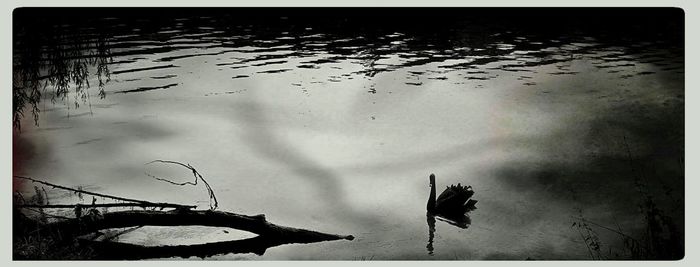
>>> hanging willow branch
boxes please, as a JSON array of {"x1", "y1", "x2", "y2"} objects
[{"x1": 144, "y1": 160, "x2": 218, "y2": 210}]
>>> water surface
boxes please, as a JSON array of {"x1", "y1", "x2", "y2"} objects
[{"x1": 13, "y1": 8, "x2": 684, "y2": 260}]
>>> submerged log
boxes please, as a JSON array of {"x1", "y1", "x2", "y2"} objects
[
  {"x1": 30, "y1": 209, "x2": 353, "y2": 259},
  {"x1": 41, "y1": 209, "x2": 354, "y2": 241}
]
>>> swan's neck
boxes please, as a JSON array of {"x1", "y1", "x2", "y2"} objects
[{"x1": 427, "y1": 174, "x2": 436, "y2": 213}]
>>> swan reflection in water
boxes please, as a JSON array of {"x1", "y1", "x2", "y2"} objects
[{"x1": 426, "y1": 173, "x2": 477, "y2": 256}]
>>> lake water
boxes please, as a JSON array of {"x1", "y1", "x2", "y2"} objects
[{"x1": 13, "y1": 9, "x2": 684, "y2": 260}]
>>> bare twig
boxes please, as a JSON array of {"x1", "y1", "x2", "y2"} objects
[
  {"x1": 13, "y1": 175, "x2": 195, "y2": 210},
  {"x1": 14, "y1": 191, "x2": 27, "y2": 205},
  {"x1": 144, "y1": 160, "x2": 218, "y2": 210},
  {"x1": 570, "y1": 216, "x2": 640, "y2": 242},
  {"x1": 576, "y1": 227, "x2": 596, "y2": 260},
  {"x1": 42, "y1": 187, "x2": 50, "y2": 205}
]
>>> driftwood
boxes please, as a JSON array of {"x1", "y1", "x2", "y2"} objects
[{"x1": 30, "y1": 209, "x2": 354, "y2": 259}]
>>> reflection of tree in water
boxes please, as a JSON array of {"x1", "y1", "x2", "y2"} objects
[
  {"x1": 13, "y1": 12, "x2": 113, "y2": 129},
  {"x1": 358, "y1": 47, "x2": 382, "y2": 78}
]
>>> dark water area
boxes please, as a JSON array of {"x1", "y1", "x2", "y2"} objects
[
  {"x1": 14, "y1": 8, "x2": 683, "y2": 80},
  {"x1": 13, "y1": 8, "x2": 683, "y2": 260}
]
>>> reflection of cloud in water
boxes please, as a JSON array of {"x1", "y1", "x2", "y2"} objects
[{"x1": 230, "y1": 101, "x2": 383, "y2": 227}]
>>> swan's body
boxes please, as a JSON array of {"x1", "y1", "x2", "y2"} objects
[{"x1": 427, "y1": 174, "x2": 477, "y2": 217}]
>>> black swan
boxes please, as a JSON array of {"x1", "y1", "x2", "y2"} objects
[{"x1": 426, "y1": 173, "x2": 477, "y2": 228}]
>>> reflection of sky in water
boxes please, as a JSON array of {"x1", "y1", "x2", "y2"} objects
[{"x1": 15, "y1": 15, "x2": 683, "y2": 260}]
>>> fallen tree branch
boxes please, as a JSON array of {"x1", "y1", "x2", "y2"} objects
[
  {"x1": 17, "y1": 203, "x2": 196, "y2": 209},
  {"x1": 14, "y1": 176, "x2": 353, "y2": 259},
  {"x1": 33, "y1": 209, "x2": 353, "y2": 259},
  {"x1": 13, "y1": 175, "x2": 195, "y2": 210},
  {"x1": 41, "y1": 209, "x2": 353, "y2": 240}
]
